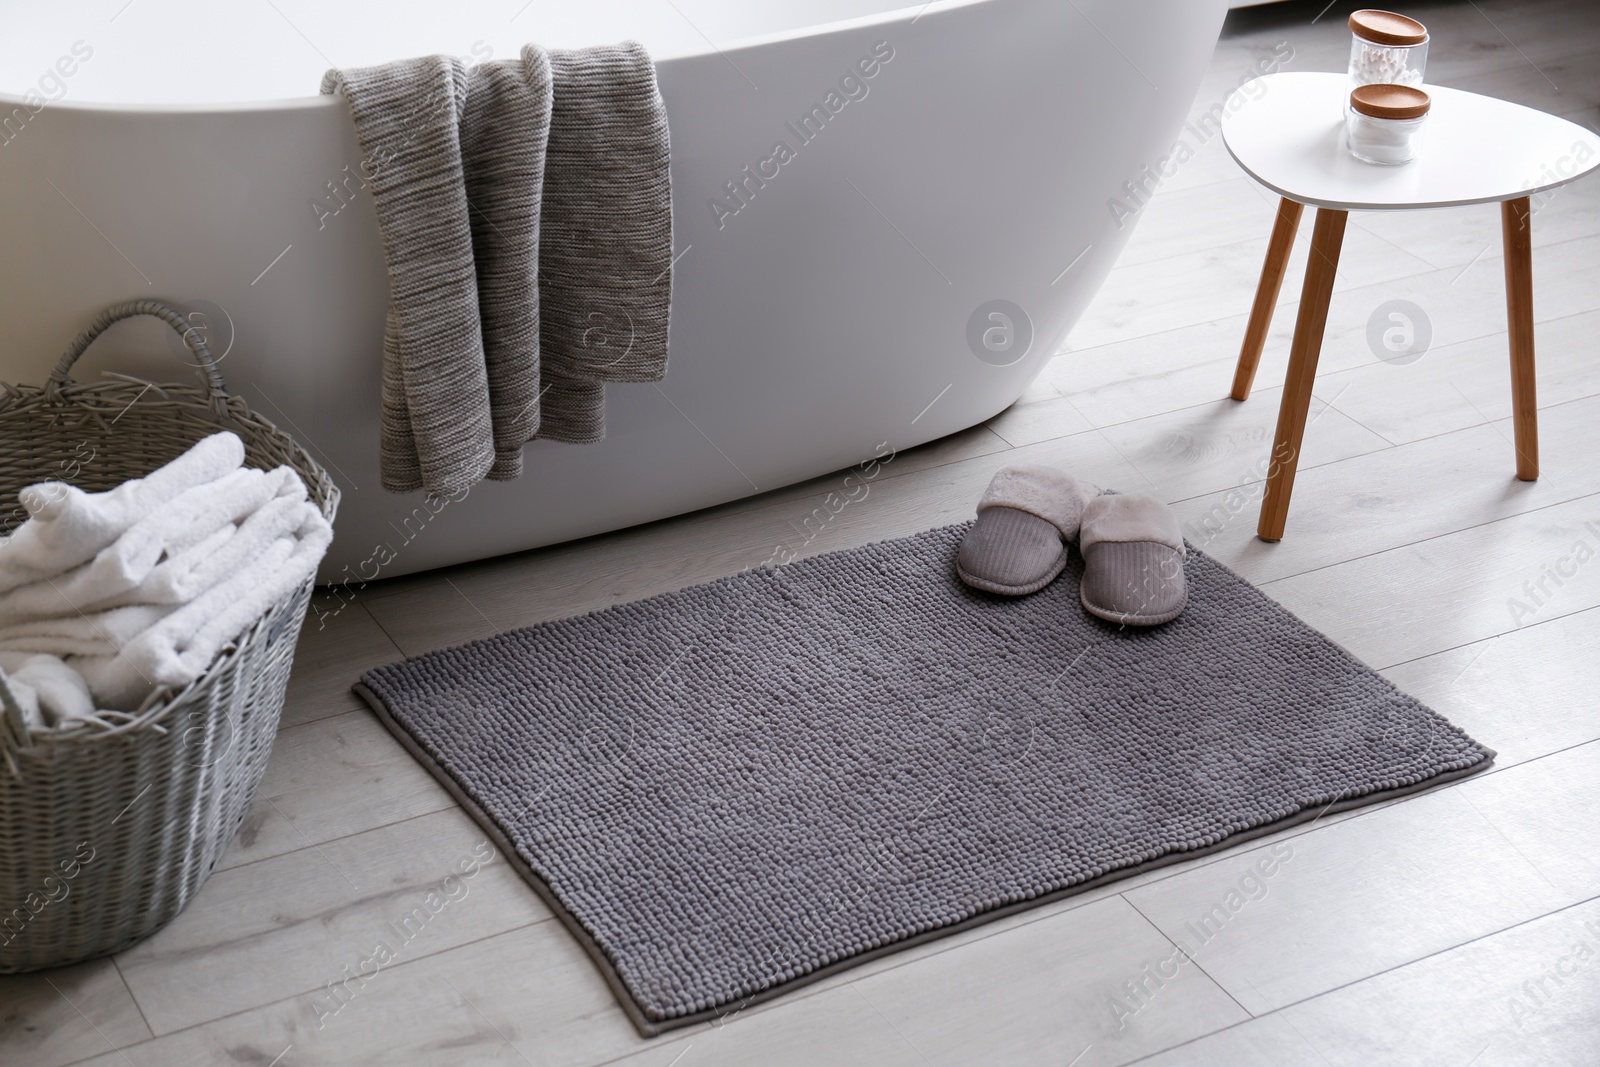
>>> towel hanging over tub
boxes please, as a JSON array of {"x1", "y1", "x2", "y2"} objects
[{"x1": 322, "y1": 42, "x2": 673, "y2": 496}]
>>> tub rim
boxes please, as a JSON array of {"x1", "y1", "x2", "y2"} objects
[{"x1": 0, "y1": 0, "x2": 996, "y2": 115}]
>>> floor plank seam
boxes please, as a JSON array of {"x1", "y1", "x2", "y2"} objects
[
  {"x1": 1377, "y1": 601, "x2": 1600, "y2": 675},
  {"x1": 1154, "y1": 402, "x2": 1594, "y2": 514},
  {"x1": 213, "y1": 805, "x2": 471, "y2": 875},
  {"x1": 1063, "y1": 342, "x2": 1596, "y2": 451},
  {"x1": 1231, "y1": 487, "x2": 1600, "y2": 591},
  {"x1": 1065, "y1": 231, "x2": 1600, "y2": 366},
  {"x1": 83, "y1": 919, "x2": 552, "y2": 1061},
  {"x1": 989, "y1": 401, "x2": 1397, "y2": 488},
  {"x1": 106, "y1": 954, "x2": 155, "y2": 1050},
  {"x1": 1313, "y1": 386, "x2": 1400, "y2": 448},
  {"x1": 1455, "y1": 784, "x2": 1579, "y2": 897},
  {"x1": 1119, "y1": 894, "x2": 1259, "y2": 1025},
  {"x1": 1119, "y1": 888, "x2": 1600, "y2": 1066},
  {"x1": 271, "y1": 705, "x2": 374, "y2": 740},
  {"x1": 276, "y1": 705, "x2": 367, "y2": 732},
  {"x1": 1057, "y1": 307, "x2": 1600, "y2": 428},
  {"x1": 342, "y1": 600, "x2": 407, "y2": 655}
]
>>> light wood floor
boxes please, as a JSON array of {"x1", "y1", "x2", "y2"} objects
[{"x1": 7, "y1": 1, "x2": 1600, "y2": 1063}]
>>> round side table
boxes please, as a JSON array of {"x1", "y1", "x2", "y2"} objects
[{"x1": 1220, "y1": 72, "x2": 1600, "y2": 541}]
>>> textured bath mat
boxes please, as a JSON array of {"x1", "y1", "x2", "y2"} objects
[{"x1": 354, "y1": 523, "x2": 1493, "y2": 1036}]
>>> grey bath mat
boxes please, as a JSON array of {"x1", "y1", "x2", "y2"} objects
[{"x1": 354, "y1": 523, "x2": 1493, "y2": 1036}]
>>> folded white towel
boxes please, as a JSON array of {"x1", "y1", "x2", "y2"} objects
[
  {"x1": 71, "y1": 500, "x2": 333, "y2": 709},
  {"x1": 125, "y1": 471, "x2": 307, "y2": 606},
  {"x1": 0, "y1": 466, "x2": 301, "y2": 622},
  {"x1": 0, "y1": 432, "x2": 245, "y2": 595},
  {"x1": 0, "y1": 486, "x2": 317, "y2": 659},
  {"x1": 0, "y1": 604, "x2": 173, "y2": 657},
  {"x1": 0, "y1": 430, "x2": 333, "y2": 715},
  {"x1": 0, "y1": 651, "x2": 97, "y2": 728}
]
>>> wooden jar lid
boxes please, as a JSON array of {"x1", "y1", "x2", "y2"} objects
[
  {"x1": 1349, "y1": 9, "x2": 1428, "y2": 46},
  {"x1": 1349, "y1": 83, "x2": 1432, "y2": 119}
]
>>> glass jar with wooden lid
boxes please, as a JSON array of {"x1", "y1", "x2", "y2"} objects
[
  {"x1": 1348, "y1": 9, "x2": 1429, "y2": 98},
  {"x1": 1346, "y1": 83, "x2": 1431, "y2": 165}
]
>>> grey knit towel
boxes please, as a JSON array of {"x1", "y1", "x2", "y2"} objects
[
  {"x1": 321, "y1": 57, "x2": 489, "y2": 495},
  {"x1": 462, "y1": 49, "x2": 552, "y2": 479},
  {"x1": 535, "y1": 43, "x2": 674, "y2": 444},
  {"x1": 322, "y1": 41, "x2": 672, "y2": 493}
]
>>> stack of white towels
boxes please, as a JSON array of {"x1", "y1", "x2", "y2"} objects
[{"x1": 0, "y1": 432, "x2": 332, "y2": 726}]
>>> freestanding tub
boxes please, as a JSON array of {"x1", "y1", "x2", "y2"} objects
[{"x1": 0, "y1": 0, "x2": 1228, "y2": 580}]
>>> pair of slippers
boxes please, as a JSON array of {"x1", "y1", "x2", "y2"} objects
[{"x1": 956, "y1": 464, "x2": 1188, "y2": 626}]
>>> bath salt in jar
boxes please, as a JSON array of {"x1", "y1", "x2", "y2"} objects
[
  {"x1": 1348, "y1": 9, "x2": 1428, "y2": 97},
  {"x1": 1346, "y1": 83, "x2": 1430, "y2": 165}
]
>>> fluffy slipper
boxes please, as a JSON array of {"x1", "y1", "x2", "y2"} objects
[
  {"x1": 1079, "y1": 494, "x2": 1188, "y2": 626},
  {"x1": 956, "y1": 464, "x2": 1098, "y2": 596}
]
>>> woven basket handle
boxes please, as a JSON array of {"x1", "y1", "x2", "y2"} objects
[{"x1": 47, "y1": 301, "x2": 231, "y2": 419}]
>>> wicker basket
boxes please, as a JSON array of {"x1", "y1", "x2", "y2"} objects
[{"x1": 0, "y1": 300, "x2": 339, "y2": 973}]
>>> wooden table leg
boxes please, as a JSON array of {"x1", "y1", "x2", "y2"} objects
[
  {"x1": 1502, "y1": 196, "x2": 1538, "y2": 480},
  {"x1": 1257, "y1": 207, "x2": 1348, "y2": 542},
  {"x1": 1231, "y1": 197, "x2": 1304, "y2": 401}
]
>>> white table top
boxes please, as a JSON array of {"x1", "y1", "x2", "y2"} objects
[{"x1": 1221, "y1": 72, "x2": 1600, "y2": 211}]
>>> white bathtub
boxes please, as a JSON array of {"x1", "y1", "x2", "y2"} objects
[{"x1": 0, "y1": 0, "x2": 1228, "y2": 580}]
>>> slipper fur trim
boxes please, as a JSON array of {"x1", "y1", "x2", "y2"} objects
[
  {"x1": 1079, "y1": 494, "x2": 1186, "y2": 555},
  {"x1": 976, "y1": 465, "x2": 1099, "y2": 541}
]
